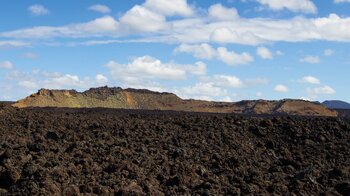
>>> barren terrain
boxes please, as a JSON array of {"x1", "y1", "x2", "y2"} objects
[
  {"x1": 12, "y1": 87, "x2": 337, "y2": 117},
  {"x1": 0, "y1": 105, "x2": 349, "y2": 195}
]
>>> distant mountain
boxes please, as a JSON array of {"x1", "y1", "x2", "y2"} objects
[
  {"x1": 322, "y1": 100, "x2": 350, "y2": 109},
  {"x1": 11, "y1": 86, "x2": 338, "y2": 117}
]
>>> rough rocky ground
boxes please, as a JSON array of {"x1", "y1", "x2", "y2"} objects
[
  {"x1": 336, "y1": 109, "x2": 350, "y2": 119},
  {"x1": 0, "y1": 106, "x2": 349, "y2": 195}
]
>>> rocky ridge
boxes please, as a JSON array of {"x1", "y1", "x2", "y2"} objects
[{"x1": 12, "y1": 86, "x2": 337, "y2": 117}]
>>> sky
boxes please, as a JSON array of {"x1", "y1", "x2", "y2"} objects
[{"x1": 1, "y1": 0, "x2": 350, "y2": 102}]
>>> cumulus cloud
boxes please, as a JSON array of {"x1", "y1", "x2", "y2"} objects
[
  {"x1": 74, "y1": 16, "x2": 119, "y2": 34},
  {"x1": 175, "y1": 82, "x2": 229, "y2": 101},
  {"x1": 6, "y1": 70, "x2": 107, "y2": 91},
  {"x1": 175, "y1": 43, "x2": 216, "y2": 59},
  {"x1": 175, "y1": 43, "x2": 253, "y2": 66},
  {"x1": 28, "y1": 4, "x2": 49, "y2": 16},
  {"x1": 217, "y1": 47, "x2": 254, "y2": 66},
  {"x1": 208, "y1": 4, "x2": 239, "y2": 21},
  {"x1": 324, "y1": 49, "x2": 334, "y2": 56},
  {"x1": 175, "y1": 74, "x2": 268, "y2": 101},
  {"x1": 201, "y1": 75, "x2": 243, "y2": 88},
  {"x1": 185, "y1": 62, "x2": 207, "y2": 75},
  {"x1": 256, "y1": 47, "x2": 273, "y2": 59},
  {"x1": 304, "y1": 85, "x2": 336, "y2": 100},
  {"x1": 300, "y1": 76, "x2": 320, "y2": 84},
  {"x1": 210, "y1": 28, "x2": 264, "y2": 45},
  {"x1": 0, "y1": 61, "x2": 13, "y2": 69},
  {"x1": 307, "y1": 85, "x2": 336, "y2": 95},
  {"x1": 300, "y1": 55, "x2": 320, "y2": 64},
  {"x1": 45, "y1": 74, "x2": 86, "y2": 88},
  {"x1": 256, "y1": 0, "x2": 317, "y2": 13},
  {"x1": 104, "y1": 56, "x2": 206, "y2": 87},
  {"x1": 18, "y1": 80, "x2": 37, "y2": 89},
  {"x1": 274, "y1": 84, "x2": 289, "y2": 93},
  {"x1": 119, "y1": 5, "x2": 167, "y2": 33},
  {"x1": 144, "y1": 0, "x2": 194, "y2": 17},
  {"x1": 96, "y1": 74, "x2": 108, "y2": 85},
  {"x1": 3, "y1": 2, "x2": 350, "y2": 47},
  {"x1": 88, "y1": 4, "x2": 111, "y2": 14}
]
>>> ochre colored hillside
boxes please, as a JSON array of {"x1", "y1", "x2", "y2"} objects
[{"x1": 12, "y1": 86, "x2": 337, "y2": 116}]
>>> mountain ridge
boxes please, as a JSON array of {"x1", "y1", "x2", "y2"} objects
[
  {"x1": 12, "y1": 86, "x2": 337, "y2": 117},
  {"x1": 322, "y1": 100, "x2": 350, "y2": 109}
]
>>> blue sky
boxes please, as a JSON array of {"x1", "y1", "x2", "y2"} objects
[{"x1": 1, "y1": 0, "x2": 350, "y2": 102}]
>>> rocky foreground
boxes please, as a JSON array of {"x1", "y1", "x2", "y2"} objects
[{"x1": 0, "y1": 105, "x2": 349, "y2": 195}]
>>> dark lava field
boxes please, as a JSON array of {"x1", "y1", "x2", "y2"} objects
[{"x1": 0, "y1": 105, "x2": 349, "y2": 195}]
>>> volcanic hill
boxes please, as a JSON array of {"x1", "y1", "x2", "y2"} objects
[
  {"x1": 323, "y1": 100, "x2": 350, "y2": 109},
  {"x1": 12, "y1": 86, "x2": 337, "y2": 117}
]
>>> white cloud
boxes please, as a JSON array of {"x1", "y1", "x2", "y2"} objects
[
  {"x1": 307, "y1": 85, "x2": 336, "y2": 95},
  {"x1": 334, "y1": 0, "x2": 350, "y2": 3},
  {"x1": 256, "y1": 0, "x2": 317, "y2": 13},
  {"x1": 276, "y1": 50, "x2": 284, "y2": 56},
  {"x1": 22, "y1": 52, "x2": 38, "y2": 59},
  {"x1": 120, "y1": 5, "x2": 167, "y2": 33},
  {"x1": 202, "y1": 75, "x2": 243, "y2": 88},
  {"x1": 76, "y1": 16, "x2": 119, "y2": 34},
  {"x1": 256, "y1": 47, "x2": 273, "y2": 59},
  {"x1": 208, "y1": 4, "x2": 239, "y2": 21},
  {"x1": 18, "y1": 80, "x2": 37, "y2": 89},
  {"x1": 256, "y1": 92, "x2": 262, "y2": 97},
  {"x1": 300, "y1": 96, "x2": 313, "y2": 101},
  {"x1": 0, "y1": 61, "x2": 13, "y2": 69},
  {"x1": 144, "y1": 0, "x2": 194, "y2": 17},
  {"x1": 1, "y1": 16, "x2": 119, "y2": 39},
  {"x1": 185, "y1": 62, "x2": 207, "y2": 75},
  {"x1": 96, "y1": 74, "x2": 108, "y2": 85},
  {"x1": 104, "y1": 56, "x2": 206, "y2": 87},
  {"x1": 0, "y1": 41, "x2": 30, "y2": 49},
  {"x1": 28, "y1": 4, "x2": 49, "y2": 16},
  {"x1": 175, "y1": 76, "x2": 246, "y2": 101},
  {"x1": 6, "y1": 70, "x2": 106, "y2": 91},
  {"x1": 176, "y1": 82, "x2": 229, "y2": 101},
  {"x1": 45, "y1": 74, "x2": 85, "y2": 88},
  {"x1": 175, "y1": 43, "x2": 253, "y2": 66},
  {"x1": 174, "y1": 43, "x2": 216, "y2": 59},
  {"x1": 244, "y1": 78, "x2": 269, "y2": 87},
  {"x1": 210, "y1": 28, "x2": 264, "y2": 45},
  {"x1": 274, "y1": 84, "x2": 289, "y2": 93},
  {"x1": 324, "y1": 49, "x2": 334, "y2": 56},
  {"x1": 88, "y1": 4, "x2": 111, "y2": 14},
  {"x1": 0, "y1": 96, "x2": 12, "y2": 101},
  {"x1": 300, "y1": 55, "x2": 320, "y2": 64},
  {"x1": 217, "y1": 47, "x2": 254, "y2": 66},
  {"x1": 2, "y1": 6, "x2": 350, "y2": 47},
  {"x1": 105, "y1": 56, "x2": 185, "y2": 80},
  {"x1": 175, "y1": 74, "x2": 267, "y2": 101},
  {"x1": 300, "y1": 76, "x2": 320, "y2": 84}
]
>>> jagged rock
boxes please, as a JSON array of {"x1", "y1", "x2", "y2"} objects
[
  {"x1": 63, "y1": 185, "x2": 80, "y2": 196},
  {"x1": 117, "y1": 181, "x2": 144, "y2": 195},
  {"x1": 0, "y1": 106, "x2": 348, "y2": 194}
]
